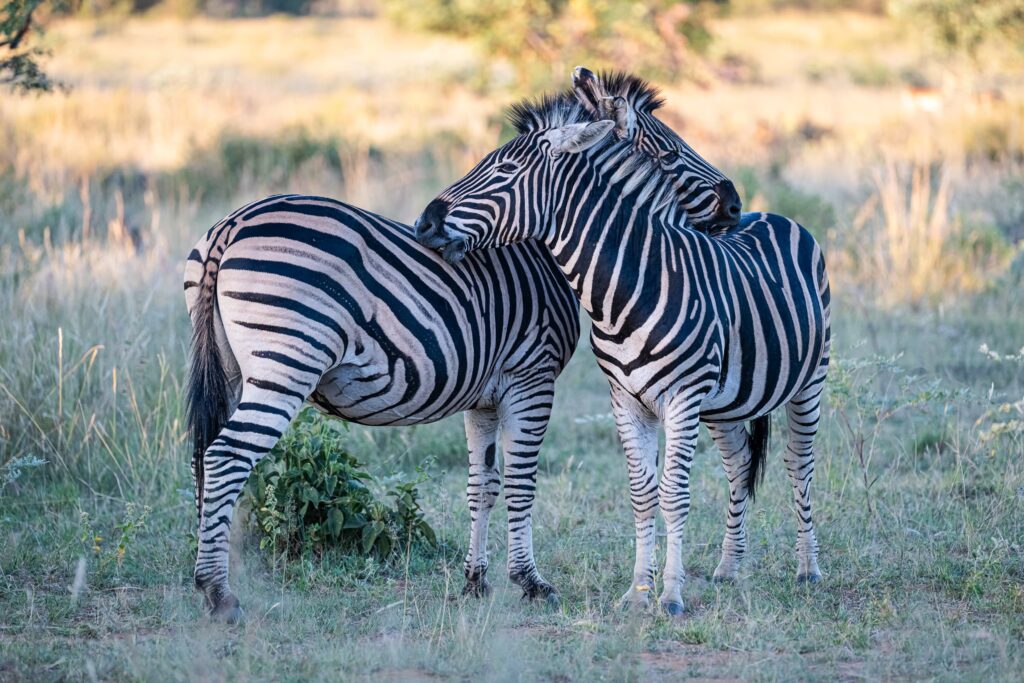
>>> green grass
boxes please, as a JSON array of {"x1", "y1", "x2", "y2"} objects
[{"x1": 1, "y1": 240, "x2": 1022, "y2": 680}]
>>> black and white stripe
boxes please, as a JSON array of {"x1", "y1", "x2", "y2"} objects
[{"x1": 414, "y1": 90, "x2": 831, "y2": 616}]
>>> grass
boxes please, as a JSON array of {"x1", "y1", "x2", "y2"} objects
[{"x1": 2, "y1": 9, "x2": 1023, "y2": 683}]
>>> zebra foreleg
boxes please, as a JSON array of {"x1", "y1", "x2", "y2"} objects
[
  {"x1": 610, "y1": 386, "x2": 661, "y2": 612},
  {"x1": 707, "y1": 422, "x2": 754, "y2": 583},
  {"x1": 501, "y1": 382, "x2": 558, "y2": 605},
  {"x1": 194, "y1": 385, "x2": 304, "y2": 622},
  {"x1": 785, "y1": 384, "x2": 824, "y2": 584},
  {"x1": 462, "y1": 408, "x2": 500, "y2": 597},
  {"x1": 658, "y1": 392, "x2": 705, "y2": 616}
]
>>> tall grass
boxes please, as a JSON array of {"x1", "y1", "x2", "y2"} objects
[{"x1": 844, "y1": 159, "x2": 1016, "y2": 307}]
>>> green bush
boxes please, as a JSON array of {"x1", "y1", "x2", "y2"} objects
[{"x1": 244, "y1": 408, "x2": 436, "y2": 560}]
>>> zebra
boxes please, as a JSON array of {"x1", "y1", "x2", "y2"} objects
[
  {"x1": 182, "y1": 106, "x2": 739, "y2": 621},
  {"x1": 414, "y1": 86, "x2": 831, "y2": 616}
]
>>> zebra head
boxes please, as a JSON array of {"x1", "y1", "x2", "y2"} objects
[
  {"x1": 415, "y1": 99, "x2": 620, "y2": 264},
  {"x1": 415, "y1": 96, "x2": 688, "y2": 264},
  {"x1": 571, "y1": 66, "x2": 741, "y2": 229}
]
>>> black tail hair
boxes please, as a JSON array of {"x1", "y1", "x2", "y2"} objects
[
  {"x1": 747, "y1": 415, "x2": 771, "y2": 502},
  {"x1": 186, "y1": 276, "x2": 231, "y2": 526}
]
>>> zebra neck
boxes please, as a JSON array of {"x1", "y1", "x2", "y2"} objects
[{"x1": 544, "y1": 177, "x2": 688, "y2": 328}]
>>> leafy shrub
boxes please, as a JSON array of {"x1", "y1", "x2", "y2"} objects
[{"x1": 244, "y1": 408, "x2": 436, "y2": 561}]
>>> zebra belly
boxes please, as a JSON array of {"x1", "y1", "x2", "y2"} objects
[
  {"x1": 311, "y1": 343, "x2": 490, "y2": 427},
  {"x1": 698, "y1": 332, "x2": 825, "y2": 422}
]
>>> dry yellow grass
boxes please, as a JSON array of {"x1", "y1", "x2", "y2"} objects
[{"x1": 2, "y1": 12, "x2": 1022, "y2": 304}]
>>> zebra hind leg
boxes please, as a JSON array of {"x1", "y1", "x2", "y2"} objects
[
  {"x1": 785, "y1": 385, "x2": 824, "y2": 584},
  {"x1": 500, "y1": 382, "x2": 558, "y2": 606},
  {"x1": 707, "y1": 422, "x2": 753, "y2": 583},
  {"x1": 462, "y1": 408, "x2": 500, "y2": 597},
  {"x1": 194, "y1": 384, "x2": 305, "y2": 621}
]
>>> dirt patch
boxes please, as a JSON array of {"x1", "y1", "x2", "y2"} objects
[
  {"x1": 369, "y1": 668, "x2": 438, "y2": 682},
  {"x1": 639, "y1": 646, "x2": 743, "y2": 682}
]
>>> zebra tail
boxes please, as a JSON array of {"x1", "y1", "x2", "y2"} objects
[
  {"x1": 747, "y1": 415, "x2": 771, "y2": 503},
  {"x1": 186, "y1": 260, "x2": 231, "y2": 527}
]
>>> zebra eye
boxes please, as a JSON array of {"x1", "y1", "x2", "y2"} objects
[
  {"x1": 497, "y1": 162, "x2": 518, "y2": 174},
  {"x1": 659, "y1": 151, "x2": 680, "y2": 165}
]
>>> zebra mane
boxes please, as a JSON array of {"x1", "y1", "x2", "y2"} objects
[
  {"x1": 507, "y1": 92, "x2": 590, "y2": 135},
  {"x1": 584, "y1": 70, "x2": 665, "y2": 114},
  {"x1": 507, "y1": 71, "x2": 664, "y2": 136}
]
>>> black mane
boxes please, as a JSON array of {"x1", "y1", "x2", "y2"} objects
[
  {"x1": 507, "y1": 92, "x2": 588, "y2": 135},
  {"x1": 507, "y1": 70, "x2": 665, "y2": 135},
  {"x1": 586, "y1": 70, "x2": 665, "y2": 114}
]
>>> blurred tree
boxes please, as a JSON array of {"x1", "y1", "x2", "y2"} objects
[
  {"x1": 890, "y1": 0, "x2": 1024, "y2": 57},
  {"x1": 1, "y1": 0, "x2": 60, "y2": 93},
  {"x1": 383, "y1": 0, "x2": 726, "y2": 88}
]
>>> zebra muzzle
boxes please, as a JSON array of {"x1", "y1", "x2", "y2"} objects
[{"x1": 414, "y1": 199, "x2": 466, "y2": 263}]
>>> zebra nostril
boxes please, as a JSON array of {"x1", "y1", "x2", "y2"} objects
[
  {"x1": 414, "y1": 215, "x2": 435, "y2": 239},
  {"x1": 713, "y1": 179, "x2": 742, "y2": 227}
]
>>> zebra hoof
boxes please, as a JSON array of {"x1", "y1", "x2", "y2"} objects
[
  {"x1": 209, "y1": 595, "x2": 244, "y2": 624},
  {"x1": 519, "y1": 584, "x2": 560, "y2": 608},
  {"x1": 462, "y1": 577, "x2": 492, "y2": 598},
  {"x1": 618, "y1": 588, "x2": 651, "y2": 613},
  {"x1": 660, "y1": 600, "x2": 686, "y2": 618},
  {"x1": 710, "y1": 574, "x2": 737, "y2": 585},
  {"x1": 796, "y1": 572, "x2": 822, "y2": 585},
  {"x1": 510, "y1": 570, "x2": 558, "y2": 607}
]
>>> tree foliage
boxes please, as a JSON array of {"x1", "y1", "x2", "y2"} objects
[
  {"x1": 1, "y1": 0, "x2": 60, "y2": 93},
  {"x1": 891, "y1": 0, "x2": 1024, "y2": 57},
  {"x1": 383, "y1": 0, "x2": 724, "y2": 87}
]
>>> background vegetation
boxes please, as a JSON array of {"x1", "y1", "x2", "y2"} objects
[{"x1": 1, "y1": 1, "x2": 1022, "y2": 680}]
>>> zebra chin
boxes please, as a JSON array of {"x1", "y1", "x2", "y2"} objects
[
  {"x1": 413, "y1": 213, "x2": 469, "y2": 264},
  {"x1": 414, "y1": 228, "x2": 468, "y2": 264}
]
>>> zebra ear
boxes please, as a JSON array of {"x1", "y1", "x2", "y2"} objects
[
  {"x1": 602, "y1": 96, "x2": 636, "y2": 140},
  {"x1": 547, "y1": 120, "x2": 615, "y2": 156},
  {"x1": 572, "y1": 65, "x2": 605, "y2": 117},
  {"x1": 572, "y1": 67, "x2": 636, "y2": 140}
]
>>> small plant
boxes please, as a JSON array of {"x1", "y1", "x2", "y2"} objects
[
  {"x1": 78, "y1": 501, "x2": 151, "y2": 569},
  {"x1": 827, "y1": 352, "x2": 965, "y2": 518},
  {"x1": 974, "y1": 344, "x2": 1024, "y2": 450},
  {"x1": 244, "y1": 408, "x2": 436, "y2": 562},
  {"x1": 1, "y1": 454, "x2": 46, "y2": 491}
]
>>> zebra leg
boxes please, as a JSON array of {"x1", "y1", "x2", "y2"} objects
[
  {"x1": 500, "y1": 381, "x2": 557, "y2": 605},
  {"x1": 610, "y1": 386, "x2": 661, "y2": 611},
  {"x1": 707, "y1": 422, "x2": 753, "y2": 583},
  {"x1": 785, "y1": 385, "x2": 824, "y2": 584},
  {"x1": 194, "y1": 385, "x2": 304, "y2": 622},
  {"x1": 462, "y1": 408, "x2": 500, "y2": 597},
  {"x1": 658, "y1": 395, "x2": 704, "y2": 616}
]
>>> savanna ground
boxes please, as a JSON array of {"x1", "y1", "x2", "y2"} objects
[{"x1": 2, "y1": 7, "x2": 1023, "y2": 682}]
